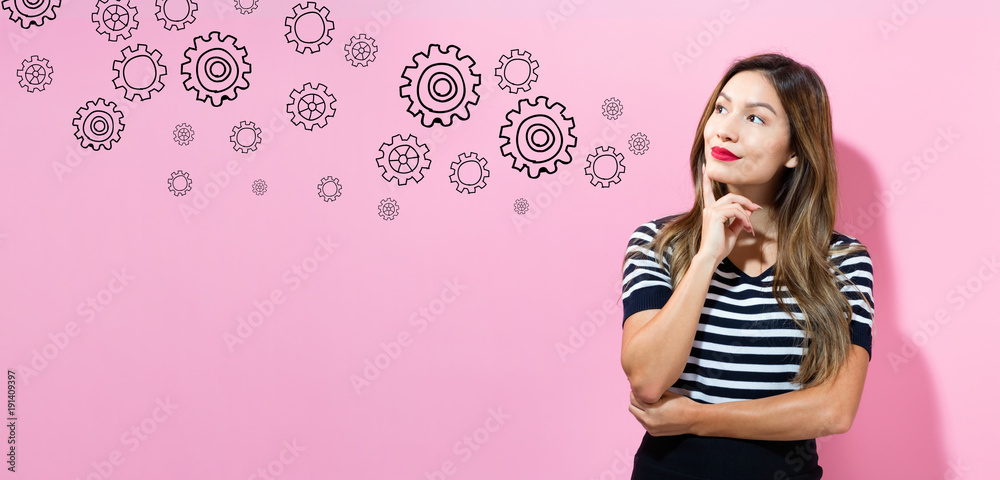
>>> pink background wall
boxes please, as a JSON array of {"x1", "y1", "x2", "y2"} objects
[{"x1": 1, "y1": 0, "x2": 996, "y2": 478}]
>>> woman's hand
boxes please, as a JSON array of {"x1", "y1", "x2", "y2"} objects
[
  {"x1": 699, "y1": 164, "x2": 761, "y2": 263},
  {"x1": 628, "y1": 389, "x2": 701, "y2": 437}
]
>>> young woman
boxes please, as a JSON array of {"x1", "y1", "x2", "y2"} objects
[{"x1": 619, "y1": 53, "x2": 875, "y2": 479}]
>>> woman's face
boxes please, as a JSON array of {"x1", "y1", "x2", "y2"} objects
[{"x1": 703, "y1": 70, "x2": 798, "y2": 186}]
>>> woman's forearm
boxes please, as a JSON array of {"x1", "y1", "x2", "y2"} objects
[{"x1": 689, "y1": 387, "x2": 840, "y2": 441}]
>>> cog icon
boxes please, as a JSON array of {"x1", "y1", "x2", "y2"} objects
[
  {"x1": 72, "y1": 98, "x2": 125, "y2": 151},
  {"x1": 345, "y1": 34, "x2": 377, "y2": 67},
  {"x1": 495, "y1": 49, "x2": 539, "y2": 94},
  {"x1": 2, "y1": 0, "x2": 60, "y2": 28},
  {"x1": 155, "y1": 0, "x2": 196, "y2": 30},
  {"x1": 400, "y1": 44, "x2": 481, "y2": 127},
  {"x1": 376, "y1": 134, "x2": 432, "y2": 186},
  {"x1": 284, "y1": 2, "x2": 334, "y2": 54},
  {"x1": 500, "y1": 96, "x2": 577, "y2": 179},
  {"x1": 180, "y1": 31, "x2": 251, "y2": 107},
  {"x1": 16, "y1": 55, "x2": 53, "y2": 93},
  {"x1": 234, "y1": 0, "x2": 256, "y2": 14},
  {"x1": 168, "y1": 170, "x2": 192, "y2": 196},
  {"x1": 449, "y1": 152, "x2": 489, "y2": 194},
  {"x1": 92, "y1": 0, "x2": 138, "y2": 42},
  {"x1": 602, "y1": 97, "x2": 623, "y2": 120},
  {"x1": 629, "y1": 132, "x2": 650, "y2": 155},
  {"x1": 317, "y1": 176, "x2": 342, "y2": 202},
  {"x1": 251, "y1": 179, "x2": 267, "y2": 196},
  {"x1": 230, "y1": 121, "x2": 261, "y2": 153},
  {"x1": 173, "y1": 123, "x2": 194, "y2": 145},
  {"x1": 287, "y1": 82, "x2": 336, "y2": 131},
  {"x1": 378, "y1": 198, "x2": 399, "y2": 221},
  {"x1": 513, "y1": 198, "x2": 529, "y2": 215},
  {"x1": 584, "y1": 146, "x2": 625, "y2": 188},
  {"x1": 112, "y1": 44, "x2": 167, "y2": 101}
]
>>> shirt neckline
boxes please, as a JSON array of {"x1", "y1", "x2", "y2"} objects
[{"x1": 722, "y1": 256, "x2": 775, "y2": 282}]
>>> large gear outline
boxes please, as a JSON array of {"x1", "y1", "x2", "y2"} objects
[
  {"x1": 375, "y1": 134, "x2": 431, "y2": 186},
  {"x1": 233, "y1": 0, "x2": 256, "y2": 14},
  {"x1": 378, "y1": 198, "x2": 399, "y2": 221},
  {"x1": 400, "y1": 44, "x2": 480, "y2": 127},
  {"x1": 345, "y1": 34, "x2": 377, "y2": 67},
  {"x1": 284, "y1": 2, "x2": 334, "y2": 54},
  {"x1": 449, "y1": 152, "x2": 489, "y2": 194},
  {"x1": 287, "y1": 82, "x2": 336, "y2": 131},
  {"x1": 112, "y1": 44, "x2": 167, "y2": 101},
  {"x1": 495, "y1": 49, "x2": 539, "y2": 94},
  {"x1": 230, "y1": 120, "x2": 261, "y2": 153},
  {"x1": 583, "y1": 146, "x2": 625, "y2": 188},
  {"x1": 155, "y1": 0, "x2": 197, "y2": 31},
  {"x1": 17, "y1": 55, "x2": 53, "y2": 92},
  {"x1": 72, "y1": 97, "x2": 125, "y2": 151},
  {"x1": 499, "y1": 96, "x2": 577, "y2": 179},
  {"x1": 92, "y1": 0, "x2": 138, "y2": 42},
  {"x1": 2, "y1": 0, "x2": 60, "y2": 28},
  {"x1": 180, "y1": 31, "x2": 251, "y2": 107},
  {"x1": 168, "y1": 170, "x2": 192, "y2": 196},
  {"x1": 317, "y1": 176, "x2": 342, "y2": 202}
]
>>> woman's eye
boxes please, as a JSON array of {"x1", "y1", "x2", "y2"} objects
[
  {"x1": 749, "y1": 114, "x2": 764, "y2": 124},
  {"x1": 715, "y1": 104, "x2": 726, "y2": 114}
]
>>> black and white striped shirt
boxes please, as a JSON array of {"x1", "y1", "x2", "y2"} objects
[{"x1": 621, "y1": 214, "x2": 875, "y2": 404}]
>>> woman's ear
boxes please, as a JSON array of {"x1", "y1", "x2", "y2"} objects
[{"x1": 784, "y1": 152, "x2": 799, "y2": 169}]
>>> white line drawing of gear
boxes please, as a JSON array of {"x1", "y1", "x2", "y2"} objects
[
  {"x1": 17, "y1": 55, "x2": 53, "y2": 92},
  {"x1": 449, "y1": 152, "x2": 489, "y2": 194},
  {"x1": 112, "y1": 44, "x2": 167, "y2": 101},
  {"x1": 180, "y1": 31, "x2": 251, "y2": 107},
  {"x1": 375, "y1": 134, "x2": 431, "y2": 186},
  {"x1": 92, "y1": 0, "x2": 138, "y2": 42},
  {"x1": 345, "y1": 34, "x2": 377, "y2": 67},
  {"x1": 495, "y1": 49, "x2": 539, "y2": 94},
  {"x1": 400, "y1": 44, "x2": 481, "y2": 127},
  {"x1": 584, "y1": 146, "x2": 625, "y2": 188},
  {"x1": 284, "y1": 1, "x2": 334, "y2": 54},
  {"x1": 72, "y1": 98, "x2": 125, "y2": 151},
  {"x1": 2, "y1": 0, "x2": 60, "y2": 28},
  {"x1": 500, "y1": 95, "x2": 577, "y2": 179},
  {"x1": 230, "y1": 120, "x2": 261, "y2": 153},
  {"x1": 317, "y1": 176, "x2": 342, "y2": 202},
  {"x1": 287, "y1": 82, "x2": 336, "y2": 131},
  {"x1": 155, "y1": 0, "x2": 197, "y2": 31}
]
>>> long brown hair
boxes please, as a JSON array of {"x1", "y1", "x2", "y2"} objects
[{"x1": 622, "y1": 52, "x2": 872, "y2": 388}]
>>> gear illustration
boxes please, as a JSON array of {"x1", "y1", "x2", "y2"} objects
[
  {"x1": 317, "y1": 176, "x2": 342, "y2": 202},
  {"x1": 449, "y1": 152, "x2": 489, "y2": 194},
  {"x1": 168, "y1": 170, "x2": 192, "y2": 196},
  {"x1": 2, "y1": 0, "x2": 60, "y2": 28},
  {"x1": 180, "y1": 31, "x2": 251, "y2": 107},
  {"x1": 229, "y1": 121, "x2": 261, "y2": 153},
  {"x1": 251, "y1": 179, "x2": 267, "y2": 196},
  {"x1": 375, "y1": 134, "x2": 432, "y2": 186},
  {"x1": 287, "y1": 82, "x2": 336, "y2": 130},
  {"x1": 495, "y1": 49, "x2": 539, "y2": 94},
  {"x1": 584, "y1": 146, "x2": 625, "y2": 188},
  {"x1": 173, "y1": 123, "x2": 194, "y2": 145},
  {"x1": 92, "y1": 0, "x2": 138, "y2": 42},
  {"x1": 345, "y1": 34, "x2": 377, "y2": 67},
  {"x1": 234, "y1": 0, "x2": 256, "y2": 14},
  {"x1": 629, "y1": 132, "x2": 650, "y2": 155},
  {"x1": 16, "y1": 55, "x2": 53, "y2": 92},
  {"x1": 513, "y1": 198, "x2": 529, "y2": 215},
  {"x1": 284, "y1": 1, "x2": 334, "y2": 54},
  {"x1": 112, "y1": 44, "x2": 167, "y2": 101},
  {"x1": 400, "y1": 44, "x2": 481, "y2": 127},
  {"x1": 602, "y1": 97, "x2": 623, "y2": 120},
  {"x1": 72, "y1": 98, "x2": 125, "y2": 151},
  {"x1": 155, "y1": 0, "x2": 196, "y2": 31},
  {"x1": 378, "y1": 198, "x2": 399, "y2": 221},
  {"x1": 500, "y1": 96, "x2": 577, "y2": 179}
]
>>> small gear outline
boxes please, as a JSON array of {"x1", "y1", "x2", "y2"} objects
[
  {"x1": 173, "y1": 123, "x2": 194, "y2": 145},
  {"x1": 378, "y1": 198, "x2": 399, "y2": 221},
  {"x1": 602, "y1": 97, "x2": 623, "y2": 121},
  {"x1": 287, "y1": 82, "x2": 336, "y2": 131},
  {"x1": 317, "y1": 176, "x2": 342, "y2": 202},
  {"x1": 513, "y1": 198, "x2": 529, "y2": 215},
  {"x1": 168, "y1": 170, "x2": 192, "y2": 196},
  {"x1": 92, "y1": 0, "x2": 138, "y2": 42},
  {"x1": 500, "y1": 95, "x2": 577, "y2": 179},
  {"x1": 16, "y1": 55, "x2": 53, "y2": 93},
  {"x1": 72, "y1": 97, "x2": 125, "y2": 151},
  {"x1": 344, "y1": 34, "x2": 377, "y2": 67},
  {"x1": 400, "y1": 44, "x2": 481, "y2": 127},
  {"x1": 230, "y1": 120, "x2": 261, "y2": 153},
  {"x1": 629, "y1": 132, "x2": 650, "y2": 155},
  {"x1": 2, "y1": 0, "x2": 60, "y2": 28},
  {"x1": 180, "y1": 30, "x2": 251, "y2": 107},
  {"x1": 495, "y1": 49, "x2": 539, "y2": 94},
  {"x1": 233, "y1": 0, "x2": 256, "y2": 14},
  {"x1": 375, "y1": 134, "x2": 431, "y2": 186},
  {"x1": 284, "y1": 1, "x2": 334, "y2": 54},
  {"x1": 155, "y1": 0, "x2": 197, "y2": 31},
  {"x1": 251, "y1": 178, "x2": 267, "y2": 196},
  {"x1": 584, "y1": 146, "x2": 625, "y2": 188},
  {"x1": 449, "y1": 152, "x2": 489, "y2": 194},
  {"x1": 112, "y1": 44, "x2": 167, "y2": 101}
]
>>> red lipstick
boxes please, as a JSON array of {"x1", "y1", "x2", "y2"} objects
[{"x1": 710, "y1": 146, "x2": 740, "y2": 162}]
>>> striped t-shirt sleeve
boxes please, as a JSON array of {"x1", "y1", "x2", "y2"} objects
[
  {"x1": 834, "y1": 247, "x2": 875, "y2": 360},
  {"x1": 621, "y1": 221, "x2": 673, "y2": 327}
]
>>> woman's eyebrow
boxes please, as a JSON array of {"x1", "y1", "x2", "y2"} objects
[{"x1": 718, "y1": 91, "x2": 777, "y2": 116}]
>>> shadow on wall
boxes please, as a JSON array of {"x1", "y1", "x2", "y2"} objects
[{"x1": 822, "y1": 141, "x2": 946, "y2": 478}]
